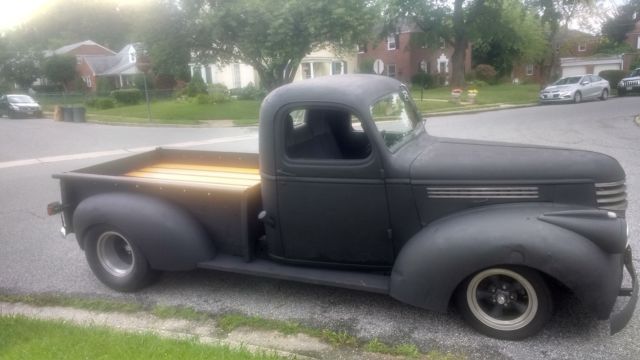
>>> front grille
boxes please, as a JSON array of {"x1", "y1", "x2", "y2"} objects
[
  {"x1": 623, "y1": 80, "x2": 640, "y2": 87},
  {"x1": 426, "y1": 186, "x2": 539, "y2": 199},
  {"x1": 595, "y1": 180, "x2": 627, "y2": 211}
]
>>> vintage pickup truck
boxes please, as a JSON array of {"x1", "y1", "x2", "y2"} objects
[{"x1": 49, "y1": 75, "x2": 637, "y2": 340}]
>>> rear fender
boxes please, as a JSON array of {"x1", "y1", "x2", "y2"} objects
[
  {"x1": 73, "y1": 192, "x2": 215, "y2": 271},
  {"x1": 390, "y1": 203, "x2": 624, "y2": 318}
]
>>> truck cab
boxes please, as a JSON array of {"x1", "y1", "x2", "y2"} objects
[{"x1": 50, "y1": 75, "x2": 637, "y2": 340}]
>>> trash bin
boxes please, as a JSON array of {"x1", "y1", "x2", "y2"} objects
[
  {"x1": 72, "y1": 107, "x2": 86, "y2": 122},
  {"x1": 62, "y1": 107, "x2": 74, "y2": 122}
]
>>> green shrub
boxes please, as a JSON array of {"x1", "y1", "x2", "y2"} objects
[
  {"x1": 196, "y1": 93, "x2": 210, "y2": 105},
  {"x1": 474, "y1": 64, "x2": 498, "y2": 84},
  {"x1": 95, "y1": 97, "x2": 115, "y2": 109},
  {"x1": 96, "y1": 78, "x2": 114, "y2": 95},
  {"x1": 358, "y1": 58, "x2": 375, "y2": 74},
  {"x1": 411, "y1": 72, "x2": 435, "y2": 89},
  {"x1": 598, "y1": 70, "x2": 627, "y2": 87},
  {"x1": 210, "y1": 92, "x2": 229, "y2": 103},
  {"x1": 467, "y1": 80, "x2": 489, "y2": 88},
  {"x1": 186, "y1": 71, "x2": 208, "y2": 97},
  {"x1": 110, "y1": 89, "x2": 142, "y2": 105},
  {"x1": 230, "y1": 83, "x2": 266, "y2": 100}
]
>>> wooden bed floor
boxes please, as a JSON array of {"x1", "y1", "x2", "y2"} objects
[{"x1": 125, "y1": 162, "x2": 261, "y2": 190}]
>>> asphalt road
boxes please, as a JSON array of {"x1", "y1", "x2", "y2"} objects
[{"x1": 1, "y1": 97, "x2": 639, "y2": 359}]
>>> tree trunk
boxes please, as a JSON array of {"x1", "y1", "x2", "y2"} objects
[{"x1": 450, "y1": 0, "x2": 467, "y2": 88}]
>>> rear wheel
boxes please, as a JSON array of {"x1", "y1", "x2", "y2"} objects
[
  {"x1": 573, "y1": 92, "x2": 582, "y2": 103},
  {"x1": 456, "y1": 267, "x2": 553, "y2": 340},
  {"x1": 7, "y1": 109, "x2": 16, "y2": 119},
  {"x1": 84, "y1": 225, "x2": 159, "y2": 292},
  {"x1": 600, "y1": 89, "x2": 608, "y2": 100}
]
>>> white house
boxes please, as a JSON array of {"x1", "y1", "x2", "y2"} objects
[{"x1": 189, "y1": 45, "x2": 357, "y2": 90}]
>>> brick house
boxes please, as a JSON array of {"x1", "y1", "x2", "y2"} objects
[
  {"x1": 357, "y1": 23, "x2": 472, "y2": 85},
  {"x1": 48, "y1": 40, "x2": 146, "y2": 92}
]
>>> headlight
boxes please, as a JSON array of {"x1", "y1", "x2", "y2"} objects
[
  {"x1": 618, "y1": 81, "x2": 624, "y2": 87},
  {"x1": 9, "y1": 104, "x2": 19, "y2": 110}
]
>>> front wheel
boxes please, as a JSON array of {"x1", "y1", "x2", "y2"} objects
[
  {"x1": 84, "y1": 225, "x2": 159, "y2": 292},
  {"x1": 456, "y1": 267, "x2": 552, "y2": 340},
  {"x1": 600, "y1": 89, "x2": 608, "y2": 101},
  {"x1": 573, "y1": 92, "x2": 582, "y2": 103}
]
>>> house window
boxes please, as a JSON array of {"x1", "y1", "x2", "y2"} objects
[
  {"x1": 301, "y1": 63, "x2": 312, "y2": 79},
  {"x1": 232, "y1": 63, "x2": 241, "y2": 89},
  {"x1": 419, "y1": 60, "x2": 428, "y2": 73},
  {"x1": 578, "y1": 43, "x2": 586, "y2": 52},
  {"x1": 637, "y1": 35, "x2": 640, "y2": 49},
  {"x1": 357, "y1": 44, "x2": 367, "y2": 53},
  {"x1": 387, "y1": 35, "x2": 397, "y2": 50},
  {"x1": 526, "y1": 64, "x2": 534, "y2": 76},
  {"x1": 387, "y1": 64, "x2": 396, "y2": 78}
]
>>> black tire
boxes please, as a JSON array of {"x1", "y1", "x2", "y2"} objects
[
  {"x1": 573, "y1": 92, "x2": 582, "y2": 104},
  {"x1": 600, "y1": 89, "x2": 608, "y2": 101},
  {"x1": 84, "y1": 224, "x2": 159, "y2": 292},
  {"x1": 456, "y1": 266, "x2": 553, "y2": 340}
]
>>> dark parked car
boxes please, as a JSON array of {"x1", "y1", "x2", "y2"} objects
[
  {"x1": 617, "y1": 68, "x2": 640, "y2": 96},
  {"x1": 0, "y1": 94, "x2": 43, "y2": 118}
]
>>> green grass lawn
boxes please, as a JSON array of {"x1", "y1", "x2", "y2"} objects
[
  {"x1": 90, "y1": 99, "x2": 261, "y2": 125},
  {"x1": 0, "y1": 315, "x2": 284, "y2": 360},
  {"x1": 78, "y1": 83, "x2": 539, "y2": 125}
]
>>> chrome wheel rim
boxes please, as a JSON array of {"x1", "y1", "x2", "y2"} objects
[
  {"x1": 602, "y1": 90, "x2": 608, "y2": 99},
  {"x1": 575, "y1": 93, "x2": 581, "y2": 103},
  {"x1": 466, "y1": 268, "x2": 538, "y2": 331},
  {"x1": 96, "y1": 231, "x2": 135, "y2": 277}
]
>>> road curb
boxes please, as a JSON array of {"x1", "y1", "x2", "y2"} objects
[{"x1": 425, "y1": 103, "x2": 538, "y2": 117}]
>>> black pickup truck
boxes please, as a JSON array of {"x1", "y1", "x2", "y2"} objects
[{"x1": 49, "y1": 75, "x2": 637, "y2": 340}]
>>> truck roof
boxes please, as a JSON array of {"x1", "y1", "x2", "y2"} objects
[{"x1": 260, "y1": 74, "x2": 403, "y2": 117}]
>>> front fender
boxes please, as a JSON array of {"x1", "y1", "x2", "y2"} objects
[
  {"x1": 390, "y1": 203, "x2": 624, "y2": 319},
  {"x1": 73, "y1": 192, "x2": 215, "y2": 271}
]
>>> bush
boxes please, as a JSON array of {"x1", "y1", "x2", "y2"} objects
[
  {"x1": 186, "y1": 71, "x2": 208, "y2": 97},
  {"x1": 358, "y1": 58, "x2": 375, "y2": 74},
  {"x1": 32, "y1": 84, "x2": 64, "y2": 93},
  {"x1": 230, "y1": 83, "x2": 266, "y2": 100},
  {"x1": 210, "y1": 92, "x2": 230, "y2": 103},
  {"x1": 110, "y1": 89, "x2": 142, "y2": 105},
  {"x1": 133, "y1": 74, "x2": 154, "y2": 92},
  {"x1": 474, "y1": 64, "x2": 498, "y2": 84},
  {"x1": 598, "y1": 70, "x2": 627, "y2": 87},
  {"x1": 411, "y1": 72, "x2": 435, "y2": 89},
  {"x1": 466, "y1": 80, "x2": 489, "y2": 88},
  {"x1": 96, "y1": 78, "x2": 114, "y2": 95},
  {"x1": 89, "y1": 97, "x2": 115, "y2": 109},
  {"x1": 196, "y1": 93, "x2": 210, "y2": 105}
]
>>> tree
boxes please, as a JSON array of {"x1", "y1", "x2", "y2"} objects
[
  {"x1": 188, "y1": 0, "x2": 379, "y2": 90},
  {"x1": 527, "y1": 0, "x2": 595, "y2": 84},
  {"x1": 383, "y1": 0, "x2": 507, "y2": 87},
  {"x1": 472, "y1": 0, "x2": 546, "y2": 78},
  {"x1": 135, "y1": 0, "x2": 193, "y2": 81},
  {"x1": 602, "y1": 0, "x2": 640, "y2": 44},
  {"x1": 43, "y1": 55, "x2": 77, "y2": 91},
  {"x1": 0, "y1": 35, "x2": 42, "y2": 90}
]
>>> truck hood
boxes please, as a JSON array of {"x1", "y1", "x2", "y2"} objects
[{"x1": 410, "y1": 138, "x2": 625, "y2": 184}]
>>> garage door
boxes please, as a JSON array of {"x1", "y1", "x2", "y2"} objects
[
  {"x1": 594, "y1": 64, "x2": 621, "y2": 76},
  {"x1": 562, "y1": 66, "x2": 587, "y2": 77}
]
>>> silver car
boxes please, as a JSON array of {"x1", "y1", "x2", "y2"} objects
[{"x1": 539, "y1": 74, "x2": 610, "y2": 104}]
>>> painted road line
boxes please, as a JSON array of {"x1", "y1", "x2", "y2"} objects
[{"x1": 0, "y1": 134, "x2": 258, "y2": 170}]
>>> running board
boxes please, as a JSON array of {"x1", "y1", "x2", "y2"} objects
[{"x1": 198, "y1": 255, "x2": 390, "y2": 294}]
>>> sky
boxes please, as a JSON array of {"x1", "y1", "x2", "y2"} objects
[{"x1": 0, "y1": 0, "x2": 47, "y2": 31}]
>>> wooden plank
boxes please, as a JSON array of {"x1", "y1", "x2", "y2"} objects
[
  {"x1": 139, "y1": 166, "x2": 260, "y2": 181},
  {"x1": 153, "y1": 162, "x2": 259, "y2": 174},
  {"x1": 126, "y1": 171, "x2": 260, "y2": 187}
]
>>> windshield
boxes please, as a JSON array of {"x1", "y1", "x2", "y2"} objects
[
  {"x1": 630, "y1": 69, "x2": 640, "y2": 77},
  {"x1": 8, "y1": 95, "x2": 36, "y2": 103},
  {"x1": 370, "y1": 89, "x2": 422, "y2": 152},
  {"x1": 553, "y1": 76, "x2": 582, "y2": 85}
]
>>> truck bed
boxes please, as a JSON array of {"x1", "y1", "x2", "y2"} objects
[
  {"x1": 125, "y1": 162, "x2": 261, "y2": 191},
  {"x1": 53, "y1": 148, "x2": 263, "y2": 259}
]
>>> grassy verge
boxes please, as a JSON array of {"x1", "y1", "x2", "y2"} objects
[
  {"x1": 89, "y1": 99, "x2": 261, "y2": 124},
  {"x1": 0, "y1": 292, "x2": 463, "y2": 359},
  {"x1": 75, "y1": 84, "x2": 538, "y2": 126},
  {"x1": 0, "y1": 315, "x2": 283, "y2": 360}
]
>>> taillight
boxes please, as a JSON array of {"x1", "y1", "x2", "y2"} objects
[{"x1": 47, "y1": 201, "x2": 64, "y2": 216}]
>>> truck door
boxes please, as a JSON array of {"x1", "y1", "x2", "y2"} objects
[{"x1": 273, "y1": 107, "x2": 393, "y2": 267}]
